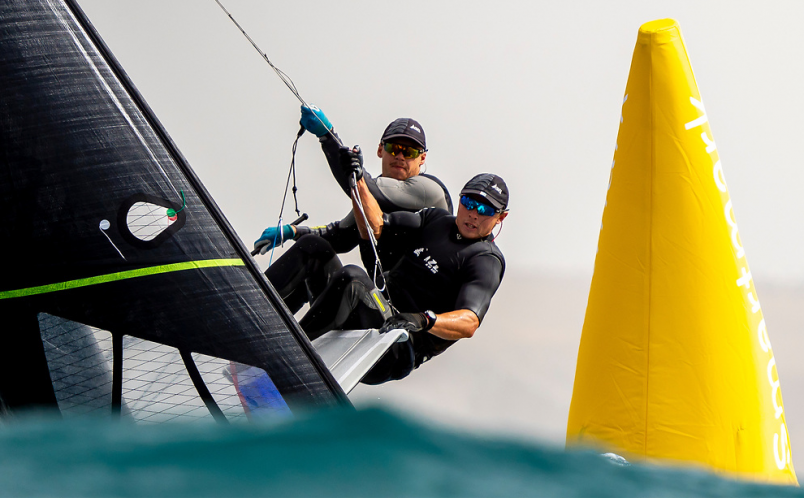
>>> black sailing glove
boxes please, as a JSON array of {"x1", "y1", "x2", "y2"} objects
[
  {"x1": 379, "y1": 311, "x2": 436, "y2": 334},
  {"x1": 339, "y1": 145, "x2": 364, "y2": 182}
]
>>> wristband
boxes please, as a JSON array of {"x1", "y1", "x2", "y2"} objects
[{"x1": 423, "y1": 310, "x2": 437, "y2": 330}]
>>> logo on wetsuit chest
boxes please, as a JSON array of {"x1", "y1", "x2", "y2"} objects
[{"x1": 413, "y1": 247, "x2": 439, "y2": 274}]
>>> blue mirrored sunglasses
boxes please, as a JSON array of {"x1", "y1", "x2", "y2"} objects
[{"x1": 460, "y1": 195, "x2": 499, "y2": 216}]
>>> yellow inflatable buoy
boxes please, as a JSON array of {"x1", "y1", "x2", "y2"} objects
[{"x1": 566, "y1": 19, "x2": 796, "y2": 485}]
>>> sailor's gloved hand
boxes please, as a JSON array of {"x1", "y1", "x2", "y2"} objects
[
  {"x1": 300, "y1": 104, "x2": 332, "y2": 137},
  {"x1": 379, "y1": 311, "x2": 436, "y2": 334},
  {"x1": 254, "y1": 224, "x2": 295, "y2": 255},
  {"x1": 339, "y1": 145, "x2": 363, "y2": 182}
]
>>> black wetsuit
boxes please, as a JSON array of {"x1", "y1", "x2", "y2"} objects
[
  {"x1": 296, "y1": 133, "x2": 452, "y2": 271},
  {"x1": 265, "y1": 131, "x2": 452, "y2": 333},
  {"x1": 379, "y1": 208, "x2": 505, "y2": 364},
  {"x1": 301, "y1": 208, "x2": 505, "y2": 385}
]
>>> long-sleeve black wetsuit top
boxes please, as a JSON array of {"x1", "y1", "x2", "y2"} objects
[
  {"x1": 294, "y1": 132, "x2": 453, "y2": 271},
  {"x1": 380, "y1": 208, "x2": 506, "y2": 362}
]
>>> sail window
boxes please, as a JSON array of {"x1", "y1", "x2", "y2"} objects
[
  {"x1": 192, "y1": 355, "x2": 291, "y2": 421},
  {"x1": 38, "y1": 314, "x2": 291, "y2": 422},
  {"x1": 39, "y1": 313, "x2": 114, "y2": 417},
  {"x1": 117, "y1": 193, "x2": 186, "y2": 248},
  {"x1": 126, "y1": 202, "x2": 177, "y2": 241},
  {"x1": 120, "y1": 338, "x2": 212, "y2": 423}
]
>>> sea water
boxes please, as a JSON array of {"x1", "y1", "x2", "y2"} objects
[{"x1": 0, "y1": 407, "x2": 800, "y2": 498}]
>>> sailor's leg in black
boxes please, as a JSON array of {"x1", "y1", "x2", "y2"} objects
[
  {"x1": 264, "y1": 235, "x2": 343, "y2": 314},
  {"x1": 299, "y1": 265, "x2": 391, "y2": 341},
  {"x1": 360, "y1": 339, "x2": 416, "y2": 385}
]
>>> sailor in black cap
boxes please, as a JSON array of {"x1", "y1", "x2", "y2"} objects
[
  {"x1": 298, "y1": 172, "x2": 508, "y2": 384},
  {"x1": 253, "y1": 108, "x2": 453, "y2": 319}
]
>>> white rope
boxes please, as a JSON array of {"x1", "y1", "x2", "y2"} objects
[
  {"x1": 214, "y1": 0, "x2": 390, "y2": 302},
  {"x1": 213, "y1": 0, "x2": 342, "y2": 147},
  {"x1": 350, "y1": 173, "x2": 389, "y2": 296}
]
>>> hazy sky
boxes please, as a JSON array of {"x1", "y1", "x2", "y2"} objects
[{"x1": 78, "y1": 0, "x2": 804, "y2": 284}]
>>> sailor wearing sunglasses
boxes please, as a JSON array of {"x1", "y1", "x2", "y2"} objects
[
  {"x1": 254, "y1": 106, "x2": 453, "y2": 326},
  {"x1": 310, "y1": 106, "x2": 451, "y2": 212},
  {"x1": 293, "y1": 172, "x2": 508, "y2": 385}
]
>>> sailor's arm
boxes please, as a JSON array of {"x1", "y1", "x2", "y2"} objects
[
  {"x1": 404, "y1": 275, "x2": 495, "y2": 341},
  {"x1": 423, "y1": 253, "x2": 504, "y2": 340},
  {"x1": 254, "y1": 217, "x2": 361, "y2": 255},
  {"x1": 324, "y1": 134, "x2": 452, "y2": 213},
  {"x1": 320, "y1": 133, "x2": 354, "y2": 195},
  {"x1": 298, "y1": 104, "x2": 353, "y2": 195},
  {"x1": 292, "y1": 214, "x2": 360, "y2": 253},
  {"x1": 351, "y1": 177, "x2": 385, "y2": 240},
  {"x1": 428, "y1": 309, "x2": 479, "y2": 340},
  {"x1": 381, "y1": 308, "x2": 479, "y2": 341},
  {"x1": 372, "y1": 175, "x2": 453, "y2": 213}
]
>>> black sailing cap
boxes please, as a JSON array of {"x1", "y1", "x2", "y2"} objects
[
  {"x1": 381, "y1": 118, "x2": 427, "y2": 150},
  {"x1": 460, "y1": 173, "x2": 509, "y2": 211}
]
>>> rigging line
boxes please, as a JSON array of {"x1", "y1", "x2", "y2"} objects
[
  {"x1": 213, "y1": 0, "x2": 391, "y2": 295},
  {"x1": 267, "y1": 221, "x2": 282, "y2": 267},
  {"x1": 350, "y1": 173, "x2": 391, "y2": 304},
  {"x1": 212, "y1": 0, "x2": 342, "y2": 147},
  {"x1": 267, "y1": 126, "x2": 305, "y2": 266},
  {"x1": 290, "y1": 130, "x2": 302, "y2": 217},
  {"x1": 276, "y1": 127, "x2": 304, "y2": 219}
]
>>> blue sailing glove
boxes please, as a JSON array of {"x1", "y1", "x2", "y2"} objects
[
  {"x1": 339, "y1": 145, "x2": 363, "y2": 182},
  {"x1": 254, "y1": 224, "x2": 295, "y2": 255},
  {"x1": 300, "y1": 104, "x2": 333, "y2": 137}
]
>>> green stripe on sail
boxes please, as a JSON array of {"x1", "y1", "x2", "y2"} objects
[{"x1": 0, "y1": 258, "x2": 245, "y2": 300}]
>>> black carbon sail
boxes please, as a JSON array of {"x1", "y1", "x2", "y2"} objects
[{"x1": 0, "y1": 0, "x2": 349, "y2": 420}]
